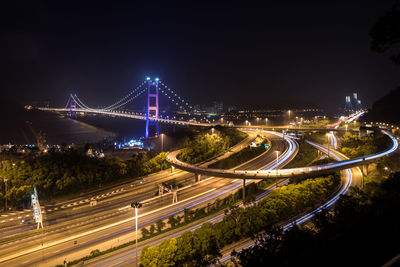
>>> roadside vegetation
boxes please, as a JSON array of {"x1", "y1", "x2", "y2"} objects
[
  {"x1": 339, "y1": 132, "x2": 391, "y2": 158},
  {"x1": 283, "y1": 140, "x2": 318, "y2": 169},
  {"x1": 0, "y1": 151, "x2": 169, "y2": 208},
  {"x1": 303, "y1": 119, "x2": 331, "y2": 128},
  {"x1": 233, "y1": 171, "x2": 400, "y2": 267},
  {"x1": 209, "y1": 142, "x2": 267, "y2": 169},
  {"x1": 177, "y1": 127, "x2": 247, "y2": 164},
  {"x1": 140, "y1": 175, "x2": 340, "y2": 266}
]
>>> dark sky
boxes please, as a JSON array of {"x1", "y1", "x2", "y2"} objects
[{"x1": 1, "y1": 1, "x2": 399, "y2": 113}]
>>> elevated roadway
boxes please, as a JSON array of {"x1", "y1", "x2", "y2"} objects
[{"x1": 167, "y1": 130, "x2": 398, "y2": 180}]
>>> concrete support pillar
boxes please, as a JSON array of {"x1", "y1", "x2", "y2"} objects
[
  {"x1": 195, "y1": 174, "x2": 201, "y2": 182},
  {"x1": 171, "y1": 166, "x2": 175, "y2": 173},
  {"x1": 172, "y1": 189, "x2": 178, "y2": 204},
  {"x1": 242, "y1": 179, "x2": 246, "y2": 203}
]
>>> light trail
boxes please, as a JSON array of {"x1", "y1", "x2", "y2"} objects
[
  {"x1": 167, "y1": 130, "x2": 397, "y2": 179},
  {"x1": 219, "y1": 139, "x2": 354, "y2": 264}
]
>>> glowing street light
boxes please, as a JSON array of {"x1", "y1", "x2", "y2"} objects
[
  {"x1": 288, "y1": 110, "x2": 291, "y2": 124},
  {"x1": 131, "y1": 201, "x2": 142, "y2": 267},
  {"x1": 146, "y1": 77, "x2": 151, "y2": 81},
  {"x1": 265, "y1": 118, "x2": 268, "y2": 126},
  {"x1": 211, "y1": 128, "x2": 215, "y2": 134}
]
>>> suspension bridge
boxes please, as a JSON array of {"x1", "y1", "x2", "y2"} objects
[{"x1": 38, "y1": 77, "x2": 214, "y2": 138}]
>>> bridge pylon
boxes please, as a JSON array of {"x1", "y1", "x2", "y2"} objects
[
  {"x1": 69, "y1": 94, "x2": 77, "y2": 119},
  {"x1": 145, "y1": 78, "x2": 160, "y2": 138}
]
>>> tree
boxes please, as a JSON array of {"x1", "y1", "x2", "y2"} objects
[
  {"x1": 140, "y1": 238, "x2": 178, "y2": 267},
  {"x1": 370, "y1": 0, "x2": 400, "y2": 64},
  {"x1": 156, "y1": 219, "x2": 165, "y2": 233},
  {"x1": 168, "y1": 215, "x2": 177, "y2": 228},
  {"x1": 192, "y1": 223, "x2": 221, "y2": 265},
  {"x1": 149, "y1": 224, "x2": 156, "y2": 235},
  {"x1": 141, "y1": 227, "x2": 150, "y2": 238},
  {"x1": 175, "y1": 231, "x2": 196, "y2": 265}
]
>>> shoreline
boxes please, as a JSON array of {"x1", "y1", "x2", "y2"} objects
[{"x1": 64, "y1": 115, "x2": 118, "y2": 138}]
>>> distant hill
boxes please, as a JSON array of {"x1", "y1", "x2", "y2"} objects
[{"x1": 363, "y1": 87, "x2": 400, "y2": 124}]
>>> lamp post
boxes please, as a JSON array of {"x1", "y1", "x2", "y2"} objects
[
  {"x1": 275, "y1": 151, "x2": 279, "y2": 176},
  {"x1": 265, "y1": 118, "x2": 268, "y2": 126},
  {"x1": 131, "y1": 201, "x2": 142, "y2": 267},
  {"x1": 288, "y1": 110, "x2": 291, "y2": 124}
]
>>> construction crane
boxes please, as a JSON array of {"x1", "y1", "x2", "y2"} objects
[{"x1": 25, "y1": 121, "x2": 47, "y2": 151}]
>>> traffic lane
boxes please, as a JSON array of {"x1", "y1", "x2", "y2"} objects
[
  {"x1": 0, "y1": 170, "x2": 195, "y2": 236},
  {"x1": 0, "y1": 177, "x2": 229, "y2": 255},
  {"x1": 2, "y1": 178, "x2": 242, "y2": 266},
  {"x1": 0, "y1": 135, "x2": 288, "y2": 264},
  {"x1": 239, "y1": 137, "x2": 287, "y2": 170}
]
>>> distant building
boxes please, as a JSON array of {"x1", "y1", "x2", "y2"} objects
[{"x1": 214, "y1": 101, "x2": 223, "y2": 115}]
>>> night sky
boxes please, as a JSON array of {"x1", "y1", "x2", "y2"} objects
[{"x1": 1, "y1": 1, "x2": 399, "y2": 113}]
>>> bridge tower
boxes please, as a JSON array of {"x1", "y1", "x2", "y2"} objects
[
  {"x1": 145, "y1": 78, "x2": 160, "y2": 138},
  {"x1": 344, "y1": 96, "x2": 352, "y2": 116},
  {"x1": 69, "y1": 94, "x2": 77, "y2": 119}
]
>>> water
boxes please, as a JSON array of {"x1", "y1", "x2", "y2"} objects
[{"x1": 0, "y1": 103, "x2": 146, "y2": 145}]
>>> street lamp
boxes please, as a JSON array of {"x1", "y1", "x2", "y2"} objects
[
  {"x1": 265, "y1": 118, "x2": 268, "y2": 126},
  {"x1": 288, "y1": 110, "x2": 291, "y2": 124},
  {"x1": 245, "y1": 120, "x2": 248, "y2": 126},
  {"x1": 211, "y1": 128, "x2": 215, "y2": 135},
  {"x1": 275, "y1": 151, "x2": 279, "y2": 176},
  {"x1": 345, "y1": 124, "x2": 348, "y2": 132},
  {"x1": 131, "y1": 201, "x2": 142, "y2": 267}
]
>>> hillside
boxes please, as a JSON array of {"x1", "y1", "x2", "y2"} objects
[{"x1": 363, "y1": 87, "x2": 400, "y2": 124}]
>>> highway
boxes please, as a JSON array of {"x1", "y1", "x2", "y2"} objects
[
  {"x1": 0, "y1": 131, "x2": 296, "y2": 266},
  {"x1": 78, "y1": 132, "x2": 359, "y2": 267},
  {"x1": 218, "y1": 138, "x2": 361, "y2": 264},
  {"x1": 167, "y1": 130, "x2": 398, "y2": 179},
  {"x1": 0, "y1": 131, "x2": 257, "y2": 236},
  {"x1": 87, "y1": 133, "x2": 362, "y2": 267}
]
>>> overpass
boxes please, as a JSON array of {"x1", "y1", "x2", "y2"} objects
[{"x1": 166, "y1": 130, "x2": 398, "y2": 180}]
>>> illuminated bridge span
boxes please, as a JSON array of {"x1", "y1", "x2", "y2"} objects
[
  {"x1": 167, "y1": 130, "x2": 398, "y2": 180},
  {"x1": 38, "y1": 107, "x2": 211, "y2": 127},
  {"x1": 38, "y1": 77, "x2": 216, "y2": 138}
]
